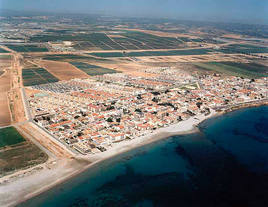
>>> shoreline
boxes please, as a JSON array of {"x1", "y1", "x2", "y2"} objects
[{"x1": 1, "y1": 101, "x2": 267, "y2": 207}]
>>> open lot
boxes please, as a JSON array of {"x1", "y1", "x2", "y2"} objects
[
  {"x1": 0, "y1": 55, "x2": 12, "y2": 76},
  {"x1": 0, "y1": 141, "x2": 48, "y2": 177},
  {"x1": 22, "y1": 68, "x2": 59, "y2": 86},
  {"x1": 69, "y1": 62, "x2": 119, "y2": 76},
  {"x1": 0, "y1": 127, "x2": 48, "y2": 177},
  {"x1": 193, "y1": 62, "x2": 268, "y2": 78},
  {"x1": 0, "y1": 69, "x2": 11, "y2": 127},
  {"x1": 5, "y1": 45, "x2": 49, "y2": 52},
  {"x1": 38, "y1": 60, "x2": 89, "y2": 80}
]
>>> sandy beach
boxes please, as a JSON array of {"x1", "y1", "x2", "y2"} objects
[{"x1": 0, "y1": 109, "x2": 220, "y2": 207}]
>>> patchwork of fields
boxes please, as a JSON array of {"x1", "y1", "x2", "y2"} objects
[
  {"x1": 217, "y1": 44, "x2": 268, "y2": 54},
  {"x1": 193, "y1": 62, "x2": 268, "y2": 78},
  {"x1": 30, "y1": 31, "x2": 186, "y2": 50},
  {"x1": 5, "y1": 45, "x2": 48, "y2": 52},
  {"x1": 42, "y1": 54, "x2": 109, "y2": 62},
  {"x1": 22, "y1": 68, "x2": 59, "y2": 86},
  {"x1": 70, "y1": 62, "x2": 118, "y2": 76},
  {"x1": 89, "y1": 48, "x2": 212, "y2": 58}
]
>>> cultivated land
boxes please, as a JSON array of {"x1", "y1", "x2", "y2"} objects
[
  {"x1": 89, "y1": 48, "x2": 212, "y2": 58},
  {"x1": 42, "y1": 54, "x2": 109, "y2": 62},
  {"x1": 0, "y1": 48, "x2": 9, "y2": 53},
  {"x1": 193, "y1": 62, "x2": 268, "y2": 78},
  {"x1": 22, "y1": 67, "x2": 59, "y2": 86},
  {"x1": 0, "y1": 14, "x2": 267, "y2": 207},
  {"x1": 69, "y1": 62, "x2": 118, "y2": 76},
  {"x1": 0, "y1": 127, "x2": 25, "y2": 148},
  {"x1": 5, "y1": 45, "x2": 49, "y2": 53},
  {"x1": 0, "y1": 127, "x2": 47, "y2": 177},
  {"x1": 37, "y1": 60, "x2": 89, "y2": 80}
]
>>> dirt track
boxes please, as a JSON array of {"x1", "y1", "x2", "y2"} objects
[{"x1": 0, "y1": 70, "x2": 11, "y2": 126}]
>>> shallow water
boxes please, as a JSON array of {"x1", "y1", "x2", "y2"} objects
[{"x1": 19, "y1": 106, "x2": 268, "y2": 207}]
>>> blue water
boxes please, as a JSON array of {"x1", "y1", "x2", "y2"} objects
[{"x1": 19, "y1": 106, "x2": 268, "y2": 207}]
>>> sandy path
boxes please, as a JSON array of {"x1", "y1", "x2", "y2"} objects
[{"x1": 0, "y1": 70, "x2": 11, "y2": 126}]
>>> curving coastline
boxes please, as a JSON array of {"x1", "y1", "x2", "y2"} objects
[{"x1": 0, "y1": 100, "x2": 267, "y2": 207}]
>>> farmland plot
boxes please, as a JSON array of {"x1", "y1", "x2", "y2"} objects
[
  {"x1": 5, "y1": 45, "x2": 48, "y2": 52},
  {"x1": 70, "y1": 62, "x2": 118, "y2": 76},
  {"x1": 22, "y1": 68, "x2": 59, "y2": 86}
]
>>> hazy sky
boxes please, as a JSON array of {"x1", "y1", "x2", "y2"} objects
[{"x1": 0, "y1": 0, "x2": 267, "y2": 23}]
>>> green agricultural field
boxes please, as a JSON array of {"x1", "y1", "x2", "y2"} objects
[
  {"x1": 22, "y1": 68, "x2": 59, "y2": 86},
  {"x1": 0, "y1": 48, "x2": 9, "y2": 53},
  {"x1": 70, "y1": 62, "x2": 118, "y2": 76},
  {"x1": 0, "y1": 55, "x2": 11, "y2": 59},
  {"x1": 5, "y1": 45, "x2": 48, "y2": 52},
  {"x1": 120, "y1": 31, "x2": 184, "y2": 49},
  {"x1": 43, "y1": 54, "x2": 110, "y2": 62},
  {"x1": 30, "y1": 31, "x2": 186, "y2": 50},
  {"x1": 89, "y1": 52, "x2": 126, "y2": 58},
  {"x1": 222, "y1": 62, "x2": 268, "y2": 75},
  {"x1": 216, "y1": 44, "x2": 268, "y2": 54},
  {"x1": 194, "y1": 62, "x2": 267, "y2": 78},
  {"x1": 0, "y1": 127, "x2": 25, "y2": 148},
  {"x1": 90, "y1": 48, "x2": 211, "y2": 58},
  {"x1": 30, "y1": 33, "x2": 125, "y2": 50}
]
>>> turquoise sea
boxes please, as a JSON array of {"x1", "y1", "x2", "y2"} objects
[{"x1": 19, "y1": 106, "x2": 268, "y2": 207}]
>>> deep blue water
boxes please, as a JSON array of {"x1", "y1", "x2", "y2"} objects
[{"x1": 19, "y1": 106, "x2": 268, "y2": 207}]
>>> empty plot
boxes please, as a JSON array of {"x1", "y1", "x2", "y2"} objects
[
  {"x1": 0, "y1": 69, "x2": 11, "y2": 126},
  {"x1": 0, "y1": 127, "x2": 25, "y2": 148},
  {"x1": 0, "y1": 137, "x2": 48, "y2": 176},
  {"x1": 22, "y1": 68, "x2": 59, "y2": 86},
  {"x1": 39, "y1": 60, "x2": 89, "y2": 80},
  {"x1": 0, "y1": 55, "x2": 12, "y2": 75},
  {"x1": 70, "y1": 62, "x2": 118, "y2": 76}
]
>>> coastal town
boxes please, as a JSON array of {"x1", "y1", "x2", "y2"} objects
[
  {"x1": 0, "y1": 8, "x2": 267, "y2": 207},
  {"x1": 27, "y1": 68, "x2": 267, "y2": 155}
]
